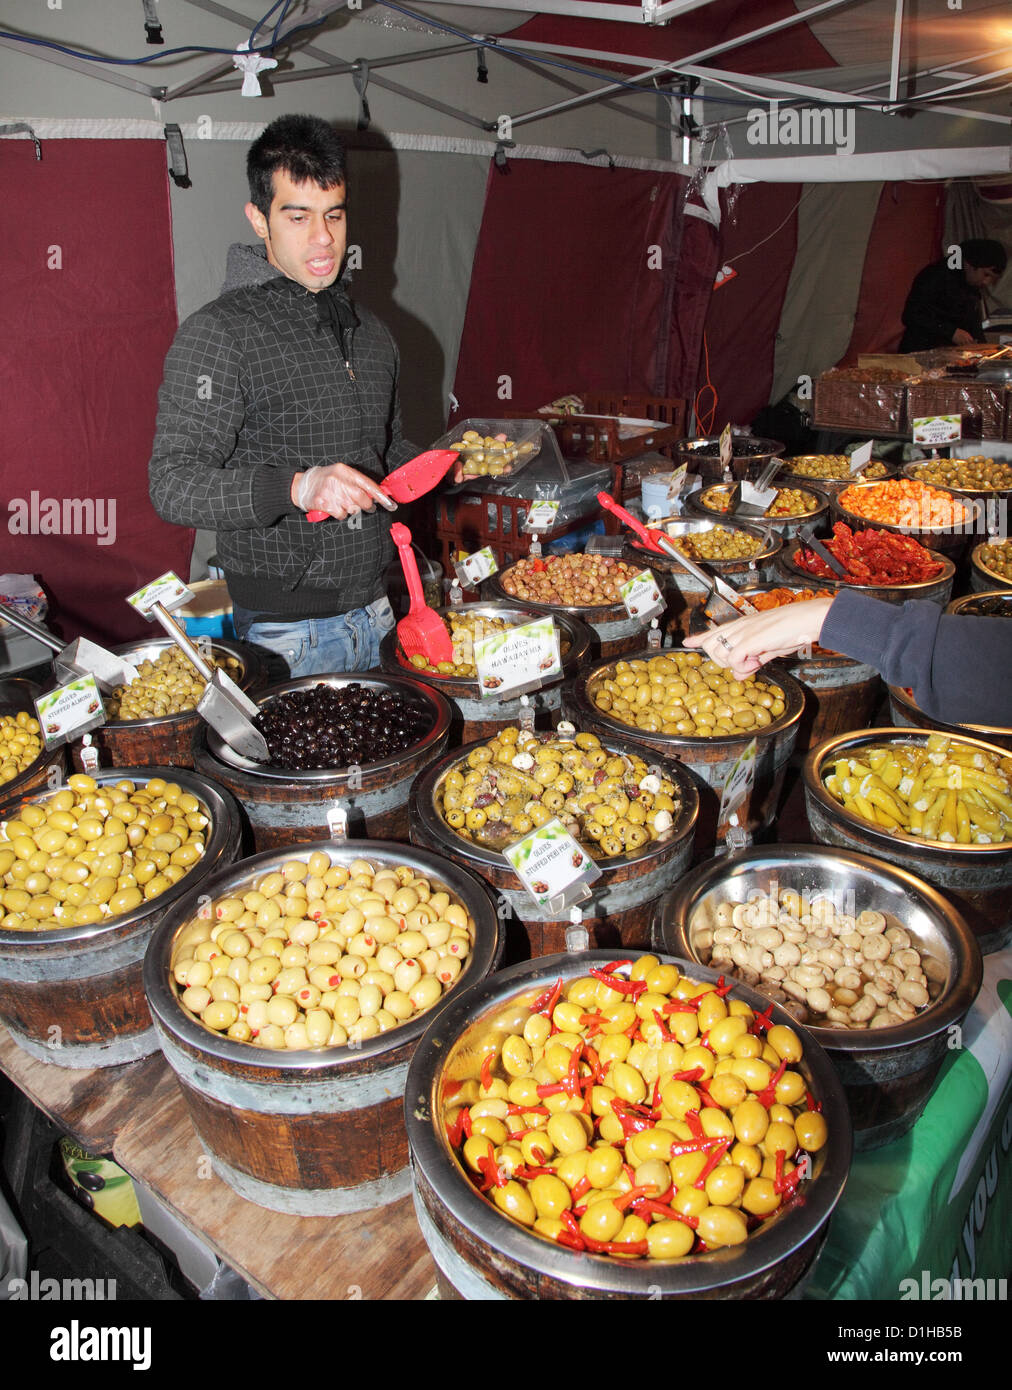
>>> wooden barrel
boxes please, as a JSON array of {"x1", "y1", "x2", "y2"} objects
[
  {"x1": 74, "y1": 638, "x2": 269, "y2": 772},
  {"x1": 192, "y1": 673, "x2": 451, "y2": 852},
  {"x1": 653, "y1": 844, "x2": 982, "y2": 1151},
  {"x1": 144, "y1": 841, "x2": 503, "y2": 1216},
  {"x1": 831, "y1": 481, "x2": 985, "y2": 564},
  {"x1": 484, "y1": 569, "x2": 659, "y2": 661},
  {"x1": 409, "y1": 733, "x2": 698, "y2": 958},
  {"x1": 563, "y1": 651, "x2": 805, "y2": 854},
  {"x1": 887, "y1": 683, "x2": 1012, "y2": 754},
  {"x1": 378, "y1": 602, "x2": 593, "y2": 743},
  {"x1": 805, "y1": 729, "x2": 1012, "y2": 954},
  {"x1": 685, "y1": 485, "x2": 830, "y2": 544},
  {"x1": 705, "y1": 584, "x2": 881, "y2": 752},
  {"x1": 0, "y1": 767, "x2": 241, "y2": 1068},
  {"x1": 405, "y1": 950, "x2": 851, "y2": 1299},
  {"x1": 623, "y1": 519, "x2": 782, "y2": 642},
  {"x1": 778, "y1": 542, "x2": 956, "y2": 608}
]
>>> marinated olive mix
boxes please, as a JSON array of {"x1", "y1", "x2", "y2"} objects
[
  {"x1": 254, "y1": 684, "x2": 434, "y2": 770},
  {"x1": 436, "y1": 728, "x2": 679, "y2": 858},
  {"x1": 442, "y1": 955, "x2": 828, "y2": 1260},
  {"x1": 451, "y1": 431, "x2": 538, "y2": 480},
  {"x1": 106, "y1": 648, "x2": 243, "y2": 721},
  {"x1": 0, "y1": 712, "x2": 43, "y2": 784},
  {"x1": 501, "y1": 555, "x2": 642, "y2": 607},
  {"x1": 592, "y1": 653, "x2": 787, "y2": 738},
  {"x1": 170, "y1": 854, "x2": 475, "y2": 1049},
  {"x1": 694, "y1": 888, "x2": 939, "y2": 1030},
  {"x1": 667, "y1": 529, "x2": 764, "y2": 562},
  {"x1": 698, "y1": 487, "x2": 819, "y2": 519},
  {"x1": 785, "y1": 456, "x2": 888, "y2": 482},
  {"x1": 910, "y1": 457, "x2": 1012, "y2": 492},
  {"x1": 977, "y1": 540, "x2": 1012, "y2": 584},
  {"x1": 0, "y1": 774, "x2": 209, "y2": 930}
]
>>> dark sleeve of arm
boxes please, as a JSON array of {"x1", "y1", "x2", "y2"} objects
[
  {"x1": 820, "y1": 588, "x2": 1012, "y2": 727},
  {"x1": 380, "y1": 327, "x2": 420, "y2": 474},
  {"x1": 148, "y1": 311, "x2": 300, "y2": 530},
  {"x1": 901, "y1": 265, "x2": 961, "y2": 345}
]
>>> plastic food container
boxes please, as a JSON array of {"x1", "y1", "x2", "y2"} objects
[{"x1": 432, "y1": 419, "x2": 544, "y2": 485}]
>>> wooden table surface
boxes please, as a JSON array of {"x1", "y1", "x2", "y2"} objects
[{"x1": 0, "y1": 1022, "x2": 437, "y2": 1300}]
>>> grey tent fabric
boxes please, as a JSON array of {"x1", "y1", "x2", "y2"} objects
[
  {"x1": 771, "y1": 181, "x2": 883, "y2": 405},
  {"x1": 944, "y1": 181, "x2": 1012, "y2": 313}
]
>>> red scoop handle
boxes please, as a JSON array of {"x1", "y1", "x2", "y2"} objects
[
  {"x1": 597, "y1": 492, "x2": 665, "y2": 554},
  {"x1": 389, "y1": 522, "x2": 425, "y2": 613}
]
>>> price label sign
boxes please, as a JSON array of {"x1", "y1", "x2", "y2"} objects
[
  {"x1": 455, "y1": 546, "x2": 498, "y2": 586},
  {"x1": 718, "y1": 424, "x2": 733, "y2": 472},
  {"x1": 666, "y1": 464, "x2": 688, "y2": 508},
  {"x1": 619, "y1": 570, "x2": 664, "y2": 623},
  {"x1": 849, "y1": 440, "x2": 874, "y2": 474},
  {"x1": 35, "y1": 675, "x2": 106, "y2": 749},
  {"x1": 474, "y1": 617, "x2": 561, "y2": 700},
  {"x1": 126, "y1": 571, "x2": 193, "y2": 617},
  {"x1": 504, "y1": 818, "x2": 602, "y2": 910},
  {"x1": 739, "y1": 480, "x2": 777, "y2": 511},
  {"x1": 717, "y1": 737, "x2": 757, "y2": 838},
  {"x1": 912, "y1": 415, "x2": 961, "y2": 447},
  {"x1": 523, "y1": 499, "x2": 560, "y2": 532}
]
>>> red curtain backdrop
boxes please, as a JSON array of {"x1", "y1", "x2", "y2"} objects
[
  {"x1": 841, "y1": 182, "x2": 946, "y2": 361},
  {"x1": 451, "y1": 160, "x2": 697, "y2": 416},
  {"x1": 695, "y1": 183, "x2": 801, "y2": 428},
  {"x1": 0, "y1": 139, "x2": 187, "y2": 647}
]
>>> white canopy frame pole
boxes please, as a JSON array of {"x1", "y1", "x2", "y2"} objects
[
  {"x1": 0, "y1": 35, "x2": 166, "y2": 99},
  {"x1": 502, "y1": 0, "x2": 866, "y2": 130},
  {"x1": 889, "y1": 0, "x2": 905, "y2": 104}
]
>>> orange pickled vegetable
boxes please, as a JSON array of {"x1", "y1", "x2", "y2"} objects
[{"x1": 838, "y1": 479, "x2": 968, "y2": 531}]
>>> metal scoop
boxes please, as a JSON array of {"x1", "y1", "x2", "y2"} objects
[
  {"x1": 598, "y1": 494, "x2": 757, "y2": 624},
  {"x1": 0, "y1": 601, "x2": 139, "y2": 693},
  {"x1": 798, "y1": 524, "x2": 848, "y2": 579},
  {"x1": 147, "y1": 603, "x2": 269, "y2": 761},
  {"x1": 728, "y1": 458, "x2": 784, "y2": 519},
  {"x1": 306, "y1": 449, "x2": 460, "y2": 522}
]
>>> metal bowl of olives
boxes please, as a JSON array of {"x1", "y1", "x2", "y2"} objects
[
  {"x1": 970, "y1": 539, "x2": 1012, "y2": 591},
  {"x1": 405, "y1": 948, "x2": 851, "y2": 1299},
  {"x1": 669, "y1": 433, "x2": 785, "y2": 482}
]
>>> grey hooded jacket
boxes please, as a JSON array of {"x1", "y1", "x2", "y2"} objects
[{"x1": 149, "y1": 243, "x2": 415, "y2": 618}]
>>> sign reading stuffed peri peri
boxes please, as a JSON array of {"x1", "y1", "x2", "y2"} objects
[
  {"x1": 912, "y1": 415, "x2": 962, "y2": 447},
  {"x1": 619, "y1": 569, "x2": 664, "y2": 623},
  {"x1": 35, "y1": 675, "x2": 106, "y2": 749},
  {"x1": 126, "y1": 571, "x2": 193, "y2": 616},
  {"x1": 504, "y1": 817, "x2": 602, "y2": 909},
  {"x1": 474, "y1": 616, "x2": 561, "y2": 700}
]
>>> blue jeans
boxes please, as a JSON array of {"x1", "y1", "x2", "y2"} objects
[{"x1": 232, "y1": 596, "x2": 395, "y2": 678}]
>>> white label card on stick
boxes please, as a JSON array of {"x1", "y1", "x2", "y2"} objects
[
  {"x1": 524, "y1": 499, "x2": 560, "y2": 532},
  {"x1": 739, "y1": 480, "x2": 777, "y2": 510},
  {"x1": 619, "y1": 570, "x2": 664, "y2": 623},
  {"x1": 849, "y1": 440, "x2": 874, "y2": 474},
  {"x1": 912, "y1": 415, "x2": 961, "y2": 446},
  {"x1": 666, "y1": 465, "x2": 687, "y2": 507},
  {"x1": 455, "y1": 546, "x2": 498, "y2": 586},
  {"x1": 504, "y1": 818, "x2": 602, "y2": 911},
  {"x1": 474, "y1": 617, "x2": 561, "y2": 700},
  {"x1": 718, "y1": 424, "x2": 733, "y2": 471},
  {"x1": 35, "y1": 675, "x2": 106, "y2": 749},
  {"x1": 718, "y1": 737, "x2": 757, "y2": 837},
  {"x1": 126, "y1": 571, "x2": 193, "y2": 616}
]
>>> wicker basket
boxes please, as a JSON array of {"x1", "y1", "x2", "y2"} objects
[
  {"x1": 814, "y1": 373, "x2": 909, "y2": 434},
  {"x1": 907, "y1": 379, "x2": 1006, "y2": 442}
]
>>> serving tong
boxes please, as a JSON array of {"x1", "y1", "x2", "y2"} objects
[{"x1": 0, "y1": 602, "x2": 139, "y2": 693}]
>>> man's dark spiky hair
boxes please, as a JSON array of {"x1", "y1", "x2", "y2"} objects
[{"x1": 247, "y1": 115, "x2": 347, "y2": 217}]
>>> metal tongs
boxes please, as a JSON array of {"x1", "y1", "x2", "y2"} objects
[
  {"x1": 147, "y1": 603, "x2": 270, "y2": 761},
  {"x1": 727, "y1": 458, "x2": 783, "y2": 520},
  {"x1": 598, "y1": 494, "x2": 757, "y2": 625},
  {"x1": 0, "y1": 601, "x2": 139, "y2": 693},
  {"x1": 798, "y1": 523, "x2": 848, "y2": 579}
]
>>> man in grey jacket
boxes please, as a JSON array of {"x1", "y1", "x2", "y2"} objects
[{"x1": 149, "y1": 115, "x2": 416, "y2": 675}]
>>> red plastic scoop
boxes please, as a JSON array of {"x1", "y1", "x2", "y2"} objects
[
  {"x1": 306, "y1": 449, "x2": 459, "y2": 522},
  {"x1": 389, "y1": 522, "x2": 454, "y2": 664}
]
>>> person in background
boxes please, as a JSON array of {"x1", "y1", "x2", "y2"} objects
[
  {"x1": 149, "y1": 115, "x2": 455, "y2": 677},
  {"x1": 684, "y1": 589, "x2": 1011, "y2": 729},
  {"x1": 898, "y1": 238, "x2": 1007, "y2": 352}
]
